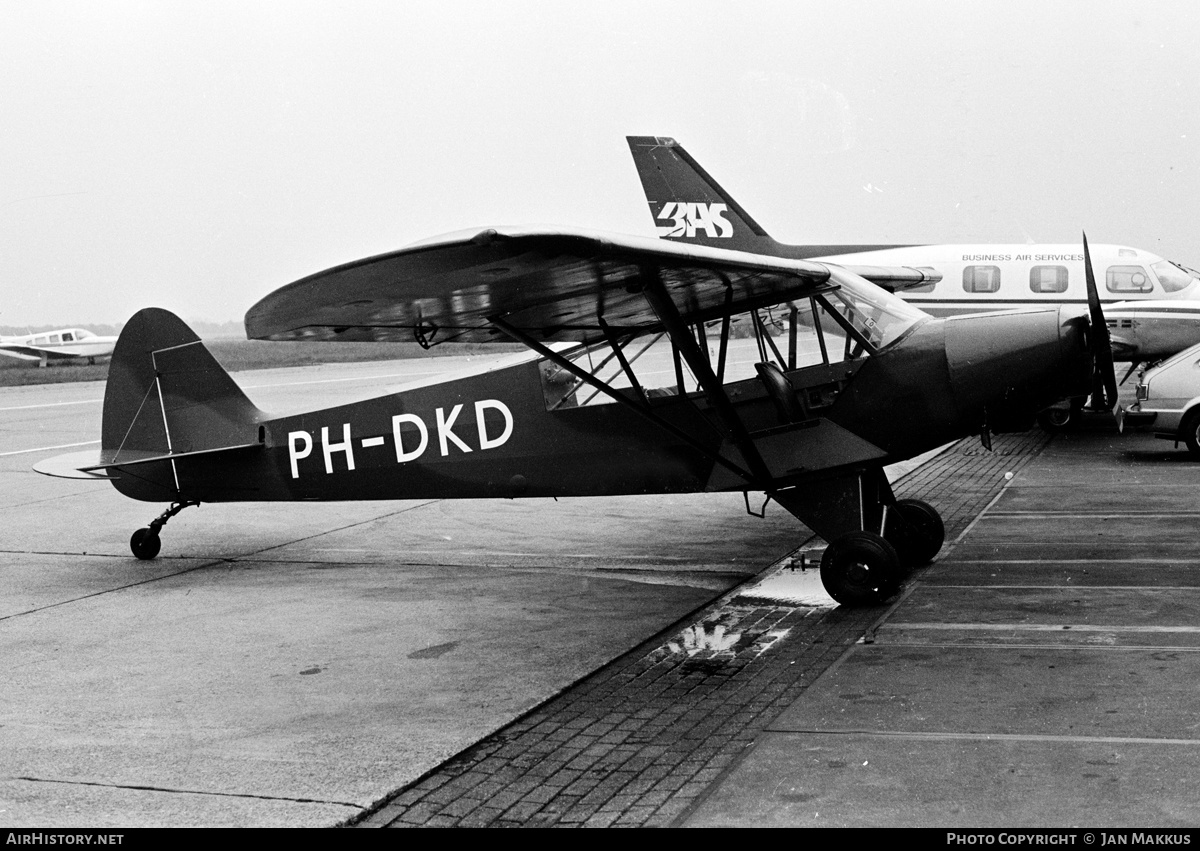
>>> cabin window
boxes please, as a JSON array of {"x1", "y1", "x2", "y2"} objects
[
  {"x1": 1029, "y1": 265, "x2": 1068, "y2": 294},
  {"x1": 1106, "y1": 265, "x2": 1152, "y2": 293},
  {"x1": 538, "y1": 334, "x2": 686, "y2": 410},
  {"x1": 963, "y1": 265, "x2": 1001, "y2": 293},
  {"x1": 33, "y1": 336, "x2": 49, "y2": 345},
  {"x1": 61, "y1": 332, "x2": 74, "y2": 342}
]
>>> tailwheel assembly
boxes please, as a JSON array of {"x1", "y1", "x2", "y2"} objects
[
  {"x1": 130, "y1": 527, "x2": 161, "y2": 560},
  {"x1": 819, "y1": 531, "x2": 903, "y2": 607},
  {"x1": 130, "y1": 500, "x2": 199, "y2": 560},
  {"x1": 884, "y1": 498, "x2": 945, "y2": 569}
]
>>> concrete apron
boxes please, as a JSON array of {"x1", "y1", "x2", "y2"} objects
[{"x1": 687, "y1": 428, "x2": 1200, "y2": 827}]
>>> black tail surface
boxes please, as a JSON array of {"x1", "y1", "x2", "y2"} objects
[{"x1": 102, "y1": 308, "x2": 265, "y2": 464}]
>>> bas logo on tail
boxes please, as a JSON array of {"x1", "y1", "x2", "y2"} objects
[{"x1": 654, "y1": 202, "x2": 734, "y2": 239}]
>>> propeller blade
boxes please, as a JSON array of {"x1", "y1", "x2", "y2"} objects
[{"x1": 1083, "y1": 232, "x2": 1119, "y2": 410}]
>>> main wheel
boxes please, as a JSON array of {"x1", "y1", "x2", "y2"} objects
[
  {"x1": 130, "y1": 527, "x2": 161, "y2": 561},
  {"x1": 819, "y1": 531, "x2": 903, "y2": 607},
  {"x1": 1182, "y1": 409, "x2": 1200, "y2": 459},
  {"x1": 886, "y1": 498, "x2": 946, "y2": 568},
  {"x1": 1037, "y1": 399, "x2": 1082, "y2": 433}
]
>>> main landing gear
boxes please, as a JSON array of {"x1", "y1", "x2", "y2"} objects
[
  {"x1": 130, "y1": 500, "x2": 199, "y2": 560},
  {"x1": 774, "y1": 474, "x2": 946, "y2": 607}
]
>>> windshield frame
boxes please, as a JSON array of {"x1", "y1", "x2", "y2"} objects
[{"x1": 822, "y1": 265, "x2": 931, "y2": 353}]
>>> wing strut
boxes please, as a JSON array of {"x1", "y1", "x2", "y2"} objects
[
  {"x1": 597, "y1": 317, "x2": 648, "y2": 406},
  {"x1": 638, "y1": 271, "x2": 774, "y2": 486},
  {"x1": 488, "y1": 315, "x2": 757, "y2": 485}
]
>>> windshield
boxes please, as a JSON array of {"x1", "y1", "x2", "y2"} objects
[
  {"x1": 1149, "y1": 340, "x2": 1200, "y2": 374},
  {"x1": 823, "y1": 266, "x2": 929, "y2": 350},
  {"x1": 1152, "y1": 260, "x2": 1200, "y2": 294}
]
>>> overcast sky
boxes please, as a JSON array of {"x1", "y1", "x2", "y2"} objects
[{"x1": 4, "y1": 0, "x2": 1199, "y2": 328}]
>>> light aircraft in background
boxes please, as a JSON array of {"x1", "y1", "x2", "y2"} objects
[
  {"x1": 35, "y1": 148, "x2": 1120, "y2": 607},
  {"x1": 0, "y1": 327, "x2": 118, "y2": 367},
  {"x1": 626, "y1": 136, "x2": 1200, "y2": 319}
]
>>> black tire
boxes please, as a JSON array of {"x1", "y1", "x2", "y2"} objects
[
  {"x1": 1182, "y1": 409, "x2": 1200, "y2": 459},
  {"x1": 819, "y1": 531, "x2": 903, "y2": 607},
  {"x1": 1037, "y1": 399, "x2": 1082, "y2": 433},
  {"x1": 886, "y1": 498, "x2": 946, "y2": 568},
  {"x1": 130, "y1": 528, "x2": 161, "y2": 561}
]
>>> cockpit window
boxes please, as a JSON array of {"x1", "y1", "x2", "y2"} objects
[
  {"x1": 820, "y1": 283, "x2": 926, "y2": 352},
  {"x1": 1152, "y1": 260, "x2": 1200, "y2": 294},
  {"x1": 1107, "y1": 265, "x2": 1153, "y2": 293},
  {"x1": 537, "y1": 270, "x2": 927, "y2": 412}
]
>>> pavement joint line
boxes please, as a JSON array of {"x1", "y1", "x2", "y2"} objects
[
  {"x1": 0, "y1": 400, "x2": 101, "y2": 412},
  {"x1": 0, "y1": 558, "x2": 234, "y2": 623},
  {"x1": 882, "y1": 622, "x2": 1200, "y2": 633},
  {"x1": 0, "y1": 489, "x2": 114, "y2": 510},
  {"x1": 916, "y1": 583, "x2": 1200, "y2": 589},
  {"x1": 859, "y1": 641, "x2": 1200, "y2": 652},
  {"x1": 946, "y1": 559, "x2": 1200, "y2": 564},
  {"x1": 0, "y1": 439, "x2": 100, "y2": 456},
  {"x1": 12, "y1": 775, "x2": 362, "y2": 808},
  {"x1": 0, "y1": 549, "x2": 169, "y2": 558},
  {"x1": 232, "y1": 499, "x2": 444, "y2": 560},
  {"x1": 950, "y1": 477, "x2": 1019, "y2": 546},
  {"x1": 983, "y1": 512, "x2": 1200, "y2": 518},
  {"x1": 763, "y1": 731, "x2": 1200, "y2": 746}
]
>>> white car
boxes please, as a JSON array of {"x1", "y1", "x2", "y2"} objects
[{"x1": 1119, "y1": 341, "x2": 1200, "y2": 456}]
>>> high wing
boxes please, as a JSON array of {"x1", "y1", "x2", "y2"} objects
[{"x1": 245, "y1": 225, "x2": 836, "y2": 346}]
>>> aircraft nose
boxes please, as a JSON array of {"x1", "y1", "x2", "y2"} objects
[{"x1": 944, "y1": 307, "x2": 1091, "y2": 431}]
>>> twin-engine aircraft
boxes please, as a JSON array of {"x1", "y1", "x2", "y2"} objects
[
  {"x1": 627, "y1": 136, "x2": 1200, "y2": 361},
  {"x1": 36, "y1": 154, "x2": 1119, "y2": 606},
  {"x1": 0, "y1": 327, "x2": 117, "y2": 367}
]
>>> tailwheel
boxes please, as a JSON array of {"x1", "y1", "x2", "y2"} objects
[
  {"x1": 819, "y1": 531, "x2": 903, "y2": 607},
  {"x1": 885, "y1": 498, "x2": 945, "y2": 569},
  {"x1": 130, "y1": 527, "x2": 162, "y2": 561},
  {"x1": 128, "y1": 500, "x2": 199, "y2": 560}
]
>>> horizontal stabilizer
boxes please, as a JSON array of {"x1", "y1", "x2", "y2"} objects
[
  {"x1": 842, "y1": 265, "x2": 942, "y2": 292},
  {"x1": 34, "y1": 443, "x2": 262, "y2": 480},
  {"x1": 33, "y1": 449, "x2": 116, "y2": 480}
]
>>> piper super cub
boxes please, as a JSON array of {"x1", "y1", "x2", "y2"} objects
[{"x1": 36, "y1": 155, "x2": 1119, "y2": 606}]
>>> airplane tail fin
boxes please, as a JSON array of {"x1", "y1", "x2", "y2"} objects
[
  {"x1": 626, "y1": 135, "x2": 785, "y2": 254},
  {"x1": 98, "y1": 308, "x2": 266, "y2": 498}
]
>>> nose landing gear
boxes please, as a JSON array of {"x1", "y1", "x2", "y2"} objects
[{"x1": 130, "y1": 500, "x2": 199, "y2": 560}]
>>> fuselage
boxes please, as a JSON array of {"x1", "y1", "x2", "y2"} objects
[
  {"x1": 106, "y1": 307, "x2": 1092, "y2": 506},
  {"x1": 816, "y1": 244, "x2": 1199, "y2": 316}
]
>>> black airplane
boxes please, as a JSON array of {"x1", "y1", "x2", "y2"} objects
[{"x1": 37, "y1": 149, "x2": 1117, "y2": 607}]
